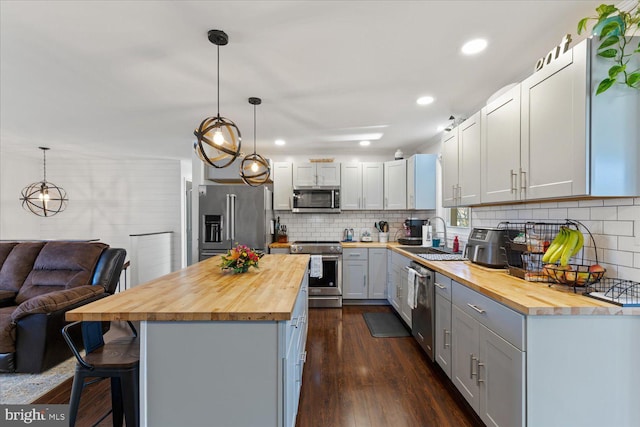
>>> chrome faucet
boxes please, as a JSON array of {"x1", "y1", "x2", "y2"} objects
[{"x1": 428, "y1": 216, "x2": 448, "y2": 250}]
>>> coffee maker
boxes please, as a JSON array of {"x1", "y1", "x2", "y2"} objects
[{"x1": 398, "y1": 218, "x2": 426, "y2": 245}]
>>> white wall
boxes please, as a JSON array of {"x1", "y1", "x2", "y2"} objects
[{"x1": 0, "y1": 145, "x2": 182, "y2": 277}]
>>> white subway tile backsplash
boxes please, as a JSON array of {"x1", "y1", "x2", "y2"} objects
[
  {"x1": 548, "y1": 208, "x2": 568, "y2": 219},
  {"x1": 604, "y1": 249, "x2": 634, "y2": 267},
  {"x1": 578, "y1": 199, "x2": 604, "y2": 207},
  {"x1": 556, "y1": 200, "x2": 580, "y2": 208},
  {"x1": 603, "y1": 198, "x2": 634, "y2": 206},
  {"x1": 591, "y1": 234, "x2": 618, "y2": 250},
  {"x1": 603, "y1": 221, "x2": 634, "y2": 236},
  {"x1": 617, "y1": 205, "x2": 640, "y2": 221},
  {"x1": 590, "y1": 206, "x2": 617, "y2": 221},
  {"x1": 567, "y1": 208, "x2": 590, "y2": 220},
  {"x1": 635, "y1": 254, "x2": 640, "y2": 268},
  {"x1": 619, "y1": 236, "x2": 640, "y2": 252}
]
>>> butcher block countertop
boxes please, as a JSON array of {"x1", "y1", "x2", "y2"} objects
[
  {"x1": 66, "y1": 254, "x2": 310, "y2": 322},
  {"x1": 388, "y1": 246, "x2": 639, "y2": 316}
]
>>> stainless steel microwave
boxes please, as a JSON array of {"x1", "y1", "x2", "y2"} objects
[{"x1": 292, "y1": 188, "x2": 340, "y2": 213}]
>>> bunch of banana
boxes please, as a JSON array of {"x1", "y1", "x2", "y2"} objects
[{"x1": 541, "y1": 227, "x2": 584, "y2": 266}]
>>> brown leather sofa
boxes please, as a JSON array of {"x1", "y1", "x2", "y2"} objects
[{"x1": 0, "y1": 241, "x2": 126, "y2": 373}]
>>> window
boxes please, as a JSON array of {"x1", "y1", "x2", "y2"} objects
[{"x1": 448, "y1": 207, "x2": 470, "y2": 228}]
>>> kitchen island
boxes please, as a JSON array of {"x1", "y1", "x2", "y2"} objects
[{"x1": 67, "y1": 254, "x2": 310, "y2": 427}]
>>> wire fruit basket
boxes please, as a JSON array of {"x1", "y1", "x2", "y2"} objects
[
  {"x1": 585, "y1": 278, "x2": 640, "y2": 307},
  {"x1": 499, "y1": 220, "x2": 605, "y2": 291}
]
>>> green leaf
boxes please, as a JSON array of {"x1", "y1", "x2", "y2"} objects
[
  {"x1": 577, "y1": 17, "x2": 590, "y2": 34},
  {"x1": 599, "y1": 35, "x2": 619, "y2": 48},
  {"x1": 609, "y1": 64, "x2": 626, "y2": 78},
  {"x1": 597, "y1": 48, "x2": 618, "y2": 58},
  {"x1": 627, "y1": 72, "x2": 640, "y2": 87},
  {"x1": 595, "y1": 4, "x2": 618, "y2": 18},
  {"x1": 596, "y1": 78, "x2": 615, "y2": 94},
  {"x1": 599, "y1": 21, "x2": 622, "y2": 38}
]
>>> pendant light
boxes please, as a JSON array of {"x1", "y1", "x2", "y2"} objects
[
  {"x1": 240, "y1": 97, "x2": 270, "y2": 186},
  {"x1": 20, "y1": 147, "x2": 68, "y2": 217},
  {"x1": 193, "y1": 29, "x2": 241, "y2": 168}
]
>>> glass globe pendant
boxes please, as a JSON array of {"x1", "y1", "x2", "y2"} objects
[
  {"x1": 240, "y1": 97, "x2": 271, "y2": 186},
  {"x1": 20, "y1": 147, "x2": 68, "y2": 217},
  {"x1": 193, "y1": 29, "x2": 241, "y2": 169}
]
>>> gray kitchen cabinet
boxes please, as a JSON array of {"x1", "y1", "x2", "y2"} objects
[
  {"x1": 343, "y1": 248, "x2": 387, "y2": 299},
  {"x1": 340, "y1": 163, "x2": 362, "y2": 210},
  {"x1": 442, "y1": 113, "x2": 482, "y2": 207},
  {"x1": 368, "y1": 248, "x2": 387, "y2": 298},
  {"x1": 362, "y1": 162, "x2": 384, "y2": 210},
  {"x1": 388, "y1": 251, "x2": 411, "y2": 317},
  {"x1": 434, "y1": 273, "x2": 452, "y2": 378},
  {"x1": 340, "y1": 162, "x2": 383, "y2": 210},
  {"x1": 293, "y1": 162, "x2": 340, "y2": 187},
  {"x1": 343, "y1": 248, "x2": 368, "y2": 299},
  {"x1": 451, "y1": 280, "x2": 525, "y2": 427},
  {"x1": 384, "y1": 159, "x2": 407, "y2": 210},
  {"x1": 273, "y1": 162, "x2": 293, "y2": 210},
  {"x1": 480, "y1": 84, "x2": 521, "y2": 204},
  {"x1": 407, "y1": 154, "x2": 437, "y2": 209}
]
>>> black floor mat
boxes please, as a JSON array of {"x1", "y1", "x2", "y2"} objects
[{"x1": 362, "y1": 312, "x2": 411, "y2": 337}]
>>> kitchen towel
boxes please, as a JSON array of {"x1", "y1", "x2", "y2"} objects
[
  {"x1": 407, "y1": 268, "x2": 418, "y2": 309},
  {"x1": 310, "y1": 255, "x2": 323, "y2": 278}
]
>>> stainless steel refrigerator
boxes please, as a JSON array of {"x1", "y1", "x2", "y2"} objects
[{"x1": 198, "y1": 184, "x2": 274, "y2": 261}]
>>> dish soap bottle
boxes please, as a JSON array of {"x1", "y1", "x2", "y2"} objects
[{"x1": 453, "y1": 236, "x2": 460, "y2": 253}]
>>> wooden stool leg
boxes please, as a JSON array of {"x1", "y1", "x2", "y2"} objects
[
  {"x1": 111, "y1": 377, "x2": 124, "y2": 427},
  {"x1": 121, "y1": 367, "x2": 140, "y2": 427},
  {"x1": 68, "y1": 369, "x2": 86, "y2": 427}
]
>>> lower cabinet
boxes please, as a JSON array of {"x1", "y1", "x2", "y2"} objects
[
  {"x1": 434, "y1": 273, "x2": 452, "y2": 378},
  {"x1": 343, "y1": 248, "x2": 387, "y2": 300},
  {"x1": 451, "y1": 281, "x2": 525, "y2": 427},
  {"x1": 387, "y1": 251, "x2": 412, "y2": 327}
]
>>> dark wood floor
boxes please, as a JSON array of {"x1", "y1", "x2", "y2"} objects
[{"x1": 35, "y1": 307, "x2": 482, "y2": 427}]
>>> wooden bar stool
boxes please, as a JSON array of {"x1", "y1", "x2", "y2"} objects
[{"x1": 62, "y1": 321, "x2": 140, "y2": 427}]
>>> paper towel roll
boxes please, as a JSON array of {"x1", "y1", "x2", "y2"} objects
[{"x1": 422, "y1": 225, "x2": 432, "y2": 247}]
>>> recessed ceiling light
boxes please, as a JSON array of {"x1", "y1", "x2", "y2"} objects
[
  {"x1": 274, "y1": 139, "x2": 286, "y2": 146},
  {"x1": 461, "y1": 38, "x2": 488, "y2": 55},
  {"x1": 359, "y1": 140, "x2": 371, "y2": 146},
  {"x1": 437, "y1": 125, "x2": 445, "y2": 132},
  {"x1": 416, "y1": 96, "x2": 435, "y2": 106}
]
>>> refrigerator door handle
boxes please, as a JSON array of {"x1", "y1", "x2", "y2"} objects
[
  {"x1": 230, "y1": 194, "x2": 236, "y2": 241},
  {"x1": 225, "y1": 194, "x2": 231, "y2": 241}
]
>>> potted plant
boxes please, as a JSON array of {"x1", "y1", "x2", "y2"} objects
[{"x1": 577, "y1": 1, "x2": 640, "y2": 94}]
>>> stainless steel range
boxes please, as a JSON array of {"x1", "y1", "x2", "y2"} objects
[{"x1": 290, "y1": 241, "x2": 342, "y2": 308}]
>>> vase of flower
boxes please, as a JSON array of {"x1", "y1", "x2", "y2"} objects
[{"x1": 220, "y1": 244, "x2": 263, "y2": 274}]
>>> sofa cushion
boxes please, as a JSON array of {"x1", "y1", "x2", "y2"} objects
[
  {"x1": 11, "y1": 285, "x2": 105, "y2": 322},
  {"x1": 16, "y1": 242, "x2": 108, "y2": 304},
  {"x1": 0, "y1": 242, "x2": 45, "y2": 293},
  {"x1": 0, "y1": 290, "x2": 17, "y2": 307},
  {"x1": 0, "y1": 306, "x2": 17, "y2": 353}
]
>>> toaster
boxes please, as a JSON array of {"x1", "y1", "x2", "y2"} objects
[{"x1": 464, "y1": 227, "x2": 520, "y2": 268}]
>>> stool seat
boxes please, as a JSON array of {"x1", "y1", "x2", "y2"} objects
[{"x1": 62, "y1": 321, "x2": 140, "y2": 427}]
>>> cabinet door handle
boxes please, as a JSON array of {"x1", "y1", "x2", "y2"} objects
[
  {"x1": 384, "y1": 197, "x2": 388, "y2": 208},
  {"x1": 363, "y1": 274, "x2": 367, "y2": 287},
  {"x1": 470, "y1": 354, "x2": 477, "y2": 379},
  {"x1": 363, "y1": 197, "x2": 366, "y2": 208},
  {"x1": 477, "y1": 361, "x2": 484, "y2": 385},
  {"x1": 467, "y1": 303, "x2": 486, "y2": 314},
  {"x1": 444, "y1": 329, "x2": 450, "y2": 349},
  {"x1": 457, "y1": 185, "x2": 462, "y2": 204},
  {"x1": 291, "y1": 317, "x2": 299, "y2": 328},
  {"x1": 435, "y1": 283, "x2": 446, "y2": 290},
  {"x1": 510, "y1": 169, "x2": 518, "y2": 193},
  {"x1": 520, "y1": 168, "x2": 527, "y2": 196}
]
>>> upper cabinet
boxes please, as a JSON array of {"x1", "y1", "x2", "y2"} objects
[
  {"x1": 520, "y1": 39, "x2": 588, "y2": 199},
  {"x1": 293, "y1": 163, "x2": 341, "y2": 187},
  {"x1": 384, "y1": 159, "x2": 407, "y2": 210},
  {"x1": 341, "y1": 163, "x2": 384, "y2": 210},
  {"x1": 480, "y1": 84, "x2": 522, "y2": 204},
  {"x1": 442, "y1": 114, "x2": 481, "y2": 207},
  {"x1": 407, "y1": 154, "x2": 437, "y2": 209},
  {"x1": 273, "y1": 162, "x2": 293, "y2": 210}
]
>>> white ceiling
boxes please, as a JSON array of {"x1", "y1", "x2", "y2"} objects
[{"x1": 1, "y1": 0, "x2": 602, "y2": 161}]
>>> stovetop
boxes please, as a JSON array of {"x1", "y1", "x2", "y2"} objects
[{"x1": 292, "y1": 240, "x2": 341, "y2": 245}]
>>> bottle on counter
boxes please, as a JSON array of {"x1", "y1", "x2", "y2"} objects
[{"x1": 453, "y1": 235, "x2": 460, "y2": 253}]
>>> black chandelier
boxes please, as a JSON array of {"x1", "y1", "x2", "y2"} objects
[
  {"x1": 240, "y1": 97, "x2": 271, "y2": 186},
  {"x1": 20, "y1": 147, "x2": 68, "y2": 217},
  {"x1": 193, "y1": 29, "x2": 242, "y2": 169}
]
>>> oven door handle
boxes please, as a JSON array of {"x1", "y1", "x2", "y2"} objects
[
  {"x1": 315, "y1": 255, "x2": 341, "y2": 261},
  {"x1": 404, "y1": 266, "x2": 428, "y2": 279}
]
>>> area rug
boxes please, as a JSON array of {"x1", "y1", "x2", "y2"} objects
[
  {"x1": 363, "y1": 312, "x2": 411, "y2": 337},
  {"x1": 0, "y1": 358, "x2": 76, "y2": 404}
]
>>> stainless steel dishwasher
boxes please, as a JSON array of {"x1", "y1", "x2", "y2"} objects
[{"x1": 409, "y1": 262, "x2": 435, "y2": 361}]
